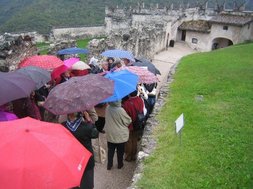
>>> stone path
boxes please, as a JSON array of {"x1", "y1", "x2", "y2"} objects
[{"x1": 93, "y1": 42, "x2": 195, "y2": 189}]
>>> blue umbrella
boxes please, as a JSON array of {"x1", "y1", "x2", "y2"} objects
[
  {"x1": 102, "y1": 70, "x2": 138, "y2": 102},
  {"x1": 101, "y1": 49, "x2": 135, "y2": 62},
  {"x1": 57, "y1": 47, "x2": 89, "y2": 55}
]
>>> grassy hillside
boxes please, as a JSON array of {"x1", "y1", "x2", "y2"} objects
[
  {"x1": 0, "y1": 0, "x2": 249, "y2": 34},
  {"x1": 138, "y1": 43, "x2": 253, "y2": 188}
]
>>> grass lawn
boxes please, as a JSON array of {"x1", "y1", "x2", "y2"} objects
[
  {"x1": 76, "y1": 38, "x2": 90, "y2": 61},
  {"x1": 138, "y1": 43, "x2": 253, "y2": 188},
  {"x1": 36, "y1": 42, "x2": 50, "y2": 55}
]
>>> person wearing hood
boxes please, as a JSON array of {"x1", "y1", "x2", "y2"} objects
[{"x1": 104, "y1": 100, "x2": 132, "y2": 170}]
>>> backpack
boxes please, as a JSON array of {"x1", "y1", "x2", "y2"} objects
[{"x1": 130, "y1": 101, "x2": 146, "y2": 131}]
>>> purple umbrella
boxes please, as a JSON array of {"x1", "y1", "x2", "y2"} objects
[
  {"x1": 0, "y1": 111, "x2": 18, "y2": 121},
  {"x1": 43, "y1": 74, "x2": 114, "y2": 115},
  {"x1": 0, "y1": 72, "x2": 36, "y2": 106}
]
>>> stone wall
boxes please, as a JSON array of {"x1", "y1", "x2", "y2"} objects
[
  {"x1": 0, "y1": 33, "x2": 38, "y2": 71},
  {"x1": 52, "y1": 26, "x2": 106, "y2": 41}
]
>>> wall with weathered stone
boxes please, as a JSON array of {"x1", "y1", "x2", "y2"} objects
[
  {"x1": 210, "y1": 24, "x2": 241, "y2": 44},
  {"x1": 239, "y1": 23, "x2": 253, "y2": 42},
  {"x1": 52, "y1": 26, "x2": 105, "y2": 41},
  {"x1": 182, "y1": 31, "x2": 211, "y2": 51}
]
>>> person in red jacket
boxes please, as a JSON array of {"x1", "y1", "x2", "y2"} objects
[{"x1": 122, "y1": 90, "x2": 144, "y2": 161}]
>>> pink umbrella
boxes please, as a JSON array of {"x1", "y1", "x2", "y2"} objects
[
  {"x1": 64, "y1": 57, "x2": 80, "y2": 67},
  {"x1": 19, "y1": 55, "x2": 64, "y2": 70},
  {"x1": 115, "y1": 66, "x2": 159, "y2": 84},
  {"x1": 0, "y1": 111, "x2": 18, "y2": 121}
]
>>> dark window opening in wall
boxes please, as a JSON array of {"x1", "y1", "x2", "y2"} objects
[
  {"x1": 248, "y1": 24, "x2": 250, "y2": 29},
  {"x1": 192, "y1": 38, "x2": 198, "y2": 44},
  {"x1": 223, "y1": 26, "x2": 228, "y2": 30}
]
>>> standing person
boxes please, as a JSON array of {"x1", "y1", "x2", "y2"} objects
[
  {"x1": 106, "y1": 57, "x2": 115, "y2": 70},
  {"x1": 122, "y1": 58, "x2": 133, "y2": 66},
  {"x1": 62, "y1": 112, "x2": 99, "y2": 189},
  {"x1": 104, "y1": 101, "x2": 132, "y2": 170},
  {"x1": 122, "y1": 90, "x2": 144, "y2": 162},
  {"x1": 144, "y1": 82, "x2": 157, "y2": 115}
]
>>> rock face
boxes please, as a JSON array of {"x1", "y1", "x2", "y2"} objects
[{"x1": 0, "y1": 33, "x2": 37, "y2": 71}]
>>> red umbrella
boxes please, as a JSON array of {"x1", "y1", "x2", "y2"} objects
[
  {"x1": 51, "y1": 64, "x2": 71, "y2": 80},
  {"x1": 19, "y1": 55, "x2": 64, "y2": 70},
  {"x1": 0, "y1": 117, "x2": 91, "y2": 189},
  {"x1": 51, "y1": 58, "x2": 80, "y2": 80}
]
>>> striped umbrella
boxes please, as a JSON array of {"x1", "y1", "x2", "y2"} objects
[{"x1": 114, "y1": 66, "x2": 159, "y2": 84}]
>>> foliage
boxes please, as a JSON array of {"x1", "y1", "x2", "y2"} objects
[
  {"x1": 0, "y1": 0, "x2": 250, "y2": 34},
  {"x1": 138, "y1": 43, "x2": 253, "y2": 189},
  {"x1": 76, "y1": 38, "x2": 91, "y2": 61},
  {"x1": 36, "y1": 42, "x2": 50, "y2": 55}
]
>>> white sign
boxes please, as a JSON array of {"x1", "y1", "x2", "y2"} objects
[{"x1": 175, "y1": 113, "x2": 184, "y2": 133}]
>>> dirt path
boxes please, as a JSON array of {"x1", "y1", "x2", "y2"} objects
[{"x1": 93, "y1": 42, "x2": 195, "y2": 189}]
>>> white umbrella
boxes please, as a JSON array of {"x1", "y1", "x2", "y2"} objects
[{"x1": 72, "y1": 61, "x2": 91, "y2": 70}]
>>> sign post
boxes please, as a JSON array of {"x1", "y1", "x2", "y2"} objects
[{"x1": 175, "y1": 113, "x2": 184, "y2": 145}]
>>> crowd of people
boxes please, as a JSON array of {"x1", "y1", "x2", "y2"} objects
[{"x1": 0, "y1": 56, "x2": 158, "y2": 189}]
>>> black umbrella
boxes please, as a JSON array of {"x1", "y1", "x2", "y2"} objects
[
  {"x1": 16, "y1": 66, "x2": 51, "y2": 89},
  {"x1": 134, "y1": 58, "x2": 161, "y2": 75}
]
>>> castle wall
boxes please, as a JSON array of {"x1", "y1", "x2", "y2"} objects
[
  {"x1": 239, "y1": 23, "x2": 253, "y2": 42},
  {"x1": 210, "y1": 24, "x2": 241, "y2": 44},
  {"x1": 52, "y1": 26, "x2": 105, "y2": 41},
  {"x1": 182, "y1": 31, "x2": 211, "y2": 51}
]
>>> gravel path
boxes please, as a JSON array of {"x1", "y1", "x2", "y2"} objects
[{"x1": 93, "y1": 42, "x2": 195, "y2": 189}]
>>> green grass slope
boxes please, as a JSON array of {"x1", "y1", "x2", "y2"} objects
[{"x1": 138, "y1": 43, "x2": 253, "y2": 189}]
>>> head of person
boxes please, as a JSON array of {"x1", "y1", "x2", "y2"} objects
[
  {"x1": 114, "y1": 60, "x2": 122, "y2": 68},
  {"x1": 101, "y1": 61, "x2": 109, "y2": 71},
  {"x1": 67, "y1": 112, "x2": 82, "y2": 121},
  {"x1": 107, "y1": 57, "x2": 115, "y2": 64},
  {"x1": 108, "y1": 100, "x2": 121, "y2": 107},
  {"x1": 61, "y1": 70, "x2": 71, "y2": 78},
  {"x1": 123, "y1": 58, "x2": 130, "y2": 66}
]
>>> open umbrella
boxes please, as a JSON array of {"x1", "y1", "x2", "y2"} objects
[
  {"x1": 43, "y1": 74, "x2": 114, "y2": 115},
  {"x1": 64, "y1": 57, "x2": 80, "y2": 67},
  {"x1": 0, "y1": 111, "x2": 18, "y2": 121},
  {"x1": 115, "y1": 66, "x2": 159, "y2": 84},
  {"x1": 16, "y1": 66, "x2": 51, "y2": 89},
  {"x1": 134, "y1": 58, "x2": 161, "y2": 75},
  {"x1": 57, "y1": 47, "x2": 89, "y2": 55},
  {"x1": 0, "y1": 117, "x2": 91, "y2": 189},
  {"x1": 51, "y1": 58, "x2": 81, "y2": 80},
  {"x1": 19, "y1": 55, "x2": 64, "y2": 70},
  {"x1": 0, "y1": 72, "x2": 36, "y2": 106},
  {"x1": 51, "y1": 64, "x2": 71, "y2": 80},
  {"x1": 102, "y1": 70, "x2": 139, "y2": 103},
  {"x1": 72, "y1": 61, "x2": 91, "y2": 70},
  {"x1": 101, "y1": 49, "x2": 135, "y2": 62}
]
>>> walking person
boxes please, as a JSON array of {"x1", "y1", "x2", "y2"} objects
[
  {"x1": 104, "y1": 101, "x2": 132, "y2": 170},
  {"x1": 62, "y1": 112, "x2": 99, "y2": 189}
]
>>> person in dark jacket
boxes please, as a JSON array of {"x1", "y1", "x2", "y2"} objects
[{"x1": 63, "y1": 112, "x2": 99, "y2": 189}]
